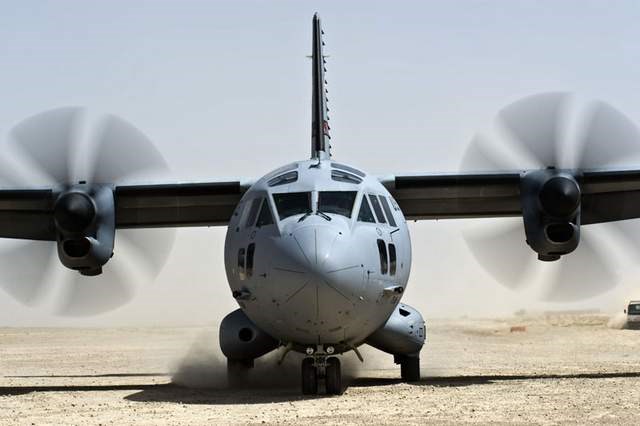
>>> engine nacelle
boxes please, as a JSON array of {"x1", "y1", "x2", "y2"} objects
[
  {"x1": 54, "y1": 184, "x2": 115, "y2": 276},
  {"x1": 365, "y1": 303, "x2": 425, "y2": 356},
  {"x1": 520, "y1": 170, "x2": 581, "y2": 261},
  {"x1": 219, "y1": 309, "x2": 279, "y2": 361}
]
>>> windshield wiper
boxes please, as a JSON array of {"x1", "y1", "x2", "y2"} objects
[
  {"x1": 297, "y1": 211, "x2": 313, "y2": 223},
  {"x1": 316, "y1": 211, "x2": 332, "y2": 221}
]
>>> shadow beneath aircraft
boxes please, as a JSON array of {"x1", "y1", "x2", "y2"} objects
[
  {"x1": 2, "y1": 371, "x2": 639, "y2": 403},
  {"x1": 0, "y1": 372, "x2": 319, "y2": 403},
  {"x1": 351, "y1": 371, "x2": 640, "y2": 388},
  {"x1": 0, "y1": 383, "x2": 165, "y2": 397},
  {"x1": 124, "y1": 384, "x2": 322, "y2": 404},
  {"x1": 0, "y1": 383, "x2": 318, "y2": 404},
  {"x1": 4, "y1": 373, "x2": 168, "y2": 379}
]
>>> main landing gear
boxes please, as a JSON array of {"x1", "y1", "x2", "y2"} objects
[
  {"x1": 301, "y1": 351, "x2": 343, "y2": 395},
  {"x1": 227, "y1": 358, "x2": 254, "y2": 387},
  {"x1": 395, "y1": 354, "x2": 420, "y2": 382}
]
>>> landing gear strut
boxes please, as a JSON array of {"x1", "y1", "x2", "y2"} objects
[{"x1": 301, "y1": 352, "x2": 343, "y2": 395}]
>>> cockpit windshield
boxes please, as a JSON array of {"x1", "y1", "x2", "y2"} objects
[
  {"x1": 628, "y1": 303, "x2": 640, "y2": 314},
  {"x1": 273, "y1": 192, "x2": 312, "y2": 220},
  {"x1": 318, "y1": 191, "x2": 357, "y2": 218}
]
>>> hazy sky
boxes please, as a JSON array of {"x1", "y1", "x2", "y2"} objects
[{"x1": 1, "y1": 0, "x2": 640, "y2": 326}]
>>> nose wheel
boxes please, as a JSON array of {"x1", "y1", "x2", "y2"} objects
[{"x1": 301, "y1": 356, "x2": 343, "y2": 395}]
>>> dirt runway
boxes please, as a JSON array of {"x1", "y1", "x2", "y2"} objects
[{"x1": 1, "y1": 314, "x2": 639, "y2": 424}]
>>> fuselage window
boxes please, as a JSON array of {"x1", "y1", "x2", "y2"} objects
[
  {"x1": 332, "y1": 162, "x2": 366, "y2": 177},
  {"x1": 256, "y1": 200, "x2": 274, "y2": 227},
  {"x1": 246, "y1": 243, "x2": 255, "y2": 278},
  {"x1": 318, "y1": 191, "x2": 357, "y2": 217},
  {"x1": 268, "y1": 171, "x2": 298, "y2": 187},
  {"x1": 245, "y1": 198, "x2": 262, "y2": 228},
  {"x1": 238, "y1": 248, "x2": 246, "y2": 280},
  {"x1": 379, "y1": 196, "x2": 397, "y2": 227},
  {"x1": 331, "y1": 169, "x2": 363, "y2": 184},
  {"x1": 377, "y1": 239, "x2": 388, "y2": 274},
  {"x1": 388, "y1": 243, "x2": 397, "y2": 276},
  {"x1": 273, "y1": 192, "x2": 312, "y2": 220},
  {"x1": 357, "y1": 196, "x2": 376, "y2": 223},
  {"x1": 368, "y1": 194, "x2": 386, "y2": 223}
]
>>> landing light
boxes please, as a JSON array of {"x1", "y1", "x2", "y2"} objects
[
  {"x1": 326, "y1": 346, "x2": 335, "y2": 354},
  {"x1": 306, "y1": 347, "x2": 315, "y2": 355}
]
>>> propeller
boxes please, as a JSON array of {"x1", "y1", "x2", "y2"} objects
[
  {"x1": 0, "y1": 107, "x2": 175, "y2": 316},
  {"x1": 461, "y1": 93, "x2": 640, "y2": 302}
]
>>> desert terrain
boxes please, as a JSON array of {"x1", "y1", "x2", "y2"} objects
[{"x1": 0, "y1": 313, "x2": 639, "y2": 425}]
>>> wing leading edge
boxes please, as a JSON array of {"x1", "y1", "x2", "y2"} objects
[
  {"x1": 1, "y1": 168, "x2": 639, "y2": 242},
  {"x1": 0, "y1": 180, "x2": 246, "y2": 240},
  {"x1": 385, "y1": 169, "x2": 640, "y2": 225}
]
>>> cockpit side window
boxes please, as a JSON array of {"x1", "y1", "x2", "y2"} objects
[
  {"x1": 244, "y1": 198, "x2": 262, "y2": 228},
  {"x1": 273, "y1": 192, "x2": 312, "y2": 220},
  {"x1": 318, "y1": 191, "x2": 357, "y2": 218},
  {"x1": 379, "y1": 196, "x2": 397, "y2": 227},
  {"x1": 256, "y1": 199, "x2": 274, "y2": 227},
  {"x1": 368, "y1": 194, "x2": 386, "y2": 223},
  {"x1": 357, "y1": 196, "x2": 376, "y2": 223}
]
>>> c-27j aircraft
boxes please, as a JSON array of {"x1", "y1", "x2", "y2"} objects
[{"x1": 2, "y1": 14, "x2": 640, "y2": 395}]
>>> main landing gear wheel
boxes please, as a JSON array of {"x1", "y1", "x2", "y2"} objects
[
  {"x1": 301, "y1": 358, "x2": 318, "y2": 395},
  {"x1": 227, "y1": 358, "x2": 253, "y2": 388},
  {"x1": 399, "y1": 355, "x2": 420, "y2": 382},
  {"x1": 325, "y1": 357, "x2": 343, "y2": 395}
]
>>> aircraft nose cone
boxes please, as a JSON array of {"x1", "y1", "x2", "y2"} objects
[
  {"x1": 270, "y1": 222, "x2": 365, "y2": 338},
  {"x1": 291, "y1": 225, "x2": 337, "y2": 275}
]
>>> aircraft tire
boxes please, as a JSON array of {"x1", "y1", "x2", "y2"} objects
[
  {"x1": 227, "y1": 358, "x2": 253, "y2": 388},
  {"x1": 400, "y1": 356, "x2": 420, "y2": 382},
  {"x1": 301, "y1": 358, "x2": 318, "y2": 395},
  {"x1": 325, "y1": 357, "x2": 343, "y2": 395}
]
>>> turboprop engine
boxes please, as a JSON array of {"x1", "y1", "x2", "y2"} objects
[
  {"x1": 461, "y1": 92, "x2": 640, "y2": 301},
  {"x1": 54, "y1": 185, "x2": 115, "y2": 276},
  {"x1": 520, "y1": 170, "x2": 581, "y2": 261},
  {"x1": 0, "y1": 107, "x2": 175, "y2": 315},
  {"x1": 219, "y1": 309, "x2": 279, "y2": 363}
]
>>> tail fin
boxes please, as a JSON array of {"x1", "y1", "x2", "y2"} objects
[{"x1": 311, "y1": 13, "x2": 331, "y2": 159}]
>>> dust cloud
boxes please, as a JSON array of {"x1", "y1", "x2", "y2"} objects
[
  {"x1": 607, "y1": 312, "x2": 628, "y2": 330},
  {"x1": 171, "y1": 327, "x2": 366, "y2": 389}
]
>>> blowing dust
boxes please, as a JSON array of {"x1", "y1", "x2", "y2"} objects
[
  {"x1": 171, "y1": 327, "x2": 367, "y2": 389},
  {"x1": 607, "y1": 312, "x2": 628, "y2": 330}
]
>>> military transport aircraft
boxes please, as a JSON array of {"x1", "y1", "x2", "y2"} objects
[{"x1": 1, "y1": 14, "x2": 640, "y2": 395}]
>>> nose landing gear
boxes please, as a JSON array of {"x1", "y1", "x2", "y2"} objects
[{"x1": 301, "y1": 347, "x2": 343, "y2": 395}]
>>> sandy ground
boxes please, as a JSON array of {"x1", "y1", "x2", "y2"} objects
[{"x1": 0, "y1": 313, "x2": 639, "y2": 425}]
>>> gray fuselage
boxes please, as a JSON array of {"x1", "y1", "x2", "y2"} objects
[{"x1": 224, "y1": 159, "x2": 411, "y2": 352}]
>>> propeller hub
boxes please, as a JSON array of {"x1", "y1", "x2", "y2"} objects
[
  {"x1": 54, "y1": 191, "x2": 96, "y2": 233},
  {"x1": 539, "y1": 176, "x2": 580, "y2": 217}
]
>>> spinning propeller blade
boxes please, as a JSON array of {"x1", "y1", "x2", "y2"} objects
[
  {"x1": 462, "y1": 93, "x2": 640, "y2": 302},
  {"x1": 0, "y1": 108, "x2": 174, "y2": 315}
]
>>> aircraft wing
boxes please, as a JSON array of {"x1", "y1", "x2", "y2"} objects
[
  {"x1": 384, "y1": 169, "x2": 640, "y2": 225},
  {"x1": 115, "y1": 181, "x2": 245, "y2": 228},
  {"x1": 0, "y1": 180, "x2": 246, "y2": 241}
]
